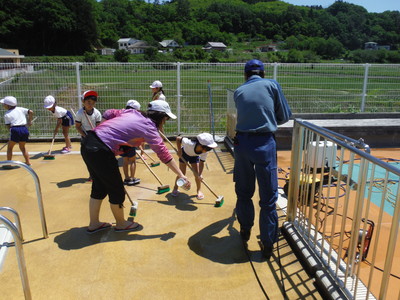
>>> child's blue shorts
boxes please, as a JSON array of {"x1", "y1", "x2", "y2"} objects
[
  {"x1": 179, "y1": 149, "x2": 200, "y2": 164},
  {"x1": 10, "y1": 126, "x2": 29, "y2": 142},
  {"x1": 61, "y1": 111, "x2": 74, "y2": 127},
  {"x1": 120, "y1": 147, "x2": 137, "y2": 158}
]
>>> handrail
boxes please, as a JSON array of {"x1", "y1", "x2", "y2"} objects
[
  {"x1": 285, "y1": 118, "x2": 400, "y2": 299},
  {"x1": 0, "y1": 161, "x2": 48, "y2": 238},
  {"x1": 0, "y1": 213, "x2": 32, "y2": 300},
  {"x1": 0, "y1": 206, "x2": 23, "y2": 241}
]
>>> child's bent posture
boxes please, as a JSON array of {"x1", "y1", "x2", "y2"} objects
[
  {"x1": 172, "y1": 133, "x2": 217, "y2": 200},
  {"x1": 44, "y1": 95, "x2": 74, "y2": 153}
]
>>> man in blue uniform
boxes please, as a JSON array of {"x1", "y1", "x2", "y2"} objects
[{"x1": 234, "y1": 59, "x2": 292, "y2": 259}]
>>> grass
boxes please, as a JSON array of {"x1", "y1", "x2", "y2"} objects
[{"x1": 0, "y1": 62, "x2": 399, "y2": 139}]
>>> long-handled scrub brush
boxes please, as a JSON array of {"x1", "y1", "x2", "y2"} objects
[
  {"x1": 43, "y1": 133, "x2": 56, "y2": 160},
  {"x1": 124, "y1": 187, "x2": 138, "y2": 217},
  {"x1": 158, "y1": 131, "x2": 224, "y2": 207},
  {"x1": 136, "y1": 151, "x2": 170, "y2": 194},
  {"x1": 138, "y1": 145, "x2": 160, "y2": 167}
]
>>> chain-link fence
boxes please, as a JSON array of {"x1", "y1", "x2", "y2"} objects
[{"x1": 0, "y1": 62, "x2": 399, "y2": 139}]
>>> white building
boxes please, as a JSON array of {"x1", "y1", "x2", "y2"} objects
[{"x1": 117, "y1": 38, "x2": 138, "y2": 50}]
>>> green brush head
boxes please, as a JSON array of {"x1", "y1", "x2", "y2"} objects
[
  {"x1": 157, "y1": 187, "x2": 170, "y2": 194},
  {"x1": 43, "y1": 156, "x2": 55, "y2": 160},
  {"x1": 150, "y1": 162, "x2": 160, "y2": 167},
  {"x1": 214, "y1": 197, "x2": 224, "y2": 207}
]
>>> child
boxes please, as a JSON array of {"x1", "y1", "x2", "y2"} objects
[
  {"x1": 150, "y1": 80, "x2": 166, "y2": 101},
  {"x1": 75, "y1": 90, "x2": 102, "y2": 137},
  {"x1": 43, "y1": 95, "x2": 74, "y2": 153},
  {"x1": 172, "y1": 133, "x2": 217, "y2": 200},
  {"x1": 1, "y1": 96, "x2": 33, "y2": 167},
  {"x1": 122, "y1": 99, "x2": 141, "y2": 186},
  {"x1": 75, "y1": 90, "x2": 102, "y2": 182}
]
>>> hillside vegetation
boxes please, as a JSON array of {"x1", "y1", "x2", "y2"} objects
[{"x1": 1, "y1": 0, "x2": 399, "y2": 63}]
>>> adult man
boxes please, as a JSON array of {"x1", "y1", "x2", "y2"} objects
[{"x1": 233, "y1": 59, "x2": 292, "y2": 259}]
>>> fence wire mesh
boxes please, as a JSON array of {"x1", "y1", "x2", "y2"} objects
[{"x1": 0, "y1": 62, "x2": 399, "y2": 139}]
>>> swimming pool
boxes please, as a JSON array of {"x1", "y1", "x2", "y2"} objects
[{"x1": 341, "y1": 160, "x2": 400, "y2": 216}]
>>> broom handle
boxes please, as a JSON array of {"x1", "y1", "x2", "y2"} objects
[
  {"x1": 48, "y1": 133, "x2": 56, "y2": 155},
  {"x1": 124, "y1": 187, "x2": 134, "y2": 206},
  {"x1": 138, "y1": 145, "x2": 156, "y2": 163},
  {"x1": 158, "y1": 131, "x2": 219, "y2": 198},
  {"x1": 136, "y1": 151, "x2": 164, "y2": 186},
  {"x1": 0, "y1": 142, "x2": 7, "y2": 151}
]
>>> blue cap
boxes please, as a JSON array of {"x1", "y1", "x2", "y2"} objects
[{"x1": 244, "y1": 59, "x2": 264, "y2": 72}]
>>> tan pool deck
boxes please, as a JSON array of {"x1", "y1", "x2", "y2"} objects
[{"x1": 0, "y1": 140, "x2": 326, "y2": 300}]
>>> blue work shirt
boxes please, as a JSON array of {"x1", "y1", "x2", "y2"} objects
[{"x1": 234, "y1": 75, "x2": 292, "y2": 133}]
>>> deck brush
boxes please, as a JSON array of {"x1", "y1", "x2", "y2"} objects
[
  {"x1": 124, "y1": 187, "x2": 138, "y2": 217},
  {"x1": 43, "y1": 134, "x2": 56, "y2": 160},
  {"x1": 137, "y1": 152, "x2": 170, "y2": 194},
  {"x1": 158, "y1": 130, "x2": 224, "y2": 207}
]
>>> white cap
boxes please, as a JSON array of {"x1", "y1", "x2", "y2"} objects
[
  {"x1": 44, "y1": 95, "x2": 56, "y2": 108},
  {"x1": 197, "y1": 133, "x2": 217, "y2": 148},
  {"x1": 126, "y1": 99, "x2": 141, "y2": 110},
  {"x1": 0, "y1": 96, "x2": 17, "y2": 106},
  {"x1": 150, "y1": 80, "x2": 162, "y2": 88},
  {"x1": 148, "y1": 100, "x2": 176, "y2": 119}
]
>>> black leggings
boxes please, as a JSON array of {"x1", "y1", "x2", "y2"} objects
[{"x1": 81, "y1": 132, "x2": 125, "y2": 205}]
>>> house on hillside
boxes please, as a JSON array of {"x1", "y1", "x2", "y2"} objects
[
  {"x1": 159, "y1": 40, "x2": 180, "y2": 52},
  {"x1": 0, "y1": 48, "x2": 25, "y2": 65},
  {"x1": 364, "y1": 42, "x2": 391, "y2": 51},
  {"x1": 202, "y1": 42, "x2": 227, "y2": 52},
  {"x1": 365, "y1": 42, "x2": 378, "y2": 50},
  {"x1": 118, "y1": 38, "x2": 138, "y2": 50},
  {"x1": 98, "y1": 48, "x2": 115, "y2": 55},
  {"x1": 127, "y1": 40, "x2": 152, "y2": 54},
  {"x1": 258, "y1": 44, "x2": 278, "y2": 52}
]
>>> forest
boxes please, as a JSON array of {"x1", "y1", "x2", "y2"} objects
[{"x1": 1, "y1": 0, "x2": 399, "y2": 63}]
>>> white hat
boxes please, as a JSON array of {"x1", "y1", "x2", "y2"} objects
[
  {"x1": 44, "y1": 95, "x2": 56, "y2": 108},
  {"x1": 197, "y1": 133, "x2": 217, "y2": 148},
  {"x1": 0, "y1": 96, "x2": 17, "y2": 106},
  {"x1": 126, "y1": 99, "x2": 141, "y2": 110},
  {"x1": 150, "y1": 80, "x2": 163, "y2": 88},
  {"x1": 148, "y1": 100, "x2": 176, "y2": 119}
]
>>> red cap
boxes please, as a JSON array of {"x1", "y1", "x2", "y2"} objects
[{"x1": 82, "y1": 90, "x2": 98, "y2": 100}]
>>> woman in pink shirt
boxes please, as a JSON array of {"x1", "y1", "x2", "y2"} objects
[{"x1": 81, "y1": 100, "x2": 190, "y2": 233}]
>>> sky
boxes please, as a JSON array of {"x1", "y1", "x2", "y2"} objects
[{"x1": 281, "y1": 0, "x2": 399, "y2": 13}]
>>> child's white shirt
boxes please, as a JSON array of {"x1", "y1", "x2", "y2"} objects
[
  {"x1": 75, "y1": 107, "x2": 102, "y2": 132},
  {"x1": 181, "y1": 137, "x2": 208, "y2": 161},
  {"x1": 51, "y1": 106, "x2": 67, "y2": 118},
  {"x1": 4, "y1": 107, "x2": 29, "y2": 126}
]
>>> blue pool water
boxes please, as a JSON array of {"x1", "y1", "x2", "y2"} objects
[{"x1": 340, "y1": 161, "x2": 400, "y2": 216}]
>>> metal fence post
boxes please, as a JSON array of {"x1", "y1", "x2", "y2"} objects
[
  {"x1": 177, "y1": 62, "x2": 181, "y2": 133},
  {"x1": 273, "y1": 62, "x2": 279, "y2": 81},
  {"x1": 75, "y1": 62, "x2": 82, "y2": 107},
  {"x1": 361, "y1": 63, "x2": 370, "y2": 112}
]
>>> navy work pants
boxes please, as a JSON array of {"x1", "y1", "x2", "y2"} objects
[{"x1": 234, "y1": 133, "x2": 278, "y2": 247}]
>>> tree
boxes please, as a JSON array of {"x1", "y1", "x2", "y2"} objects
[
  {"x1": 144, "y1": 47, "x2": 158, "y2": 61},
  {"x1": 84, "y1": 51, "x2": 98, "y2": 62},
  {"x1": 114, "y1": 49, "x2": 130, "y2": 62}
]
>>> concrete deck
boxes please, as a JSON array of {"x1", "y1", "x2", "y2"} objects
[{"x1": 0, "y1": 141, "x2": 321, "y2": 300}]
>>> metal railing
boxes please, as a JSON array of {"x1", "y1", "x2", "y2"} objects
[
  {"x1": 0, "y1": 208, "x2": 31, "y2": 300},
  {"x1": 283, "y1": 119, "x2": 400, "y2": 299},
  {"x1": 0, "y1": 161, "x2": 48, "y2": 239},
  {"x1": 0, "y1": 62, "x2": 399, "y2": 139}
]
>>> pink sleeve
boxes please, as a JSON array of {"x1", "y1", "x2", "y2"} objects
[
  {"x1": 102, "y1": 109, "x2": 123, "y2": 120},
  {"x1": 144, "y1": 130, "x2": 173, "y2": 164}
]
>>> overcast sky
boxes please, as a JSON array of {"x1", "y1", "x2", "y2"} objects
[{"x1": 281, "y1": 0, "x2": 399, "y2": 13}]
